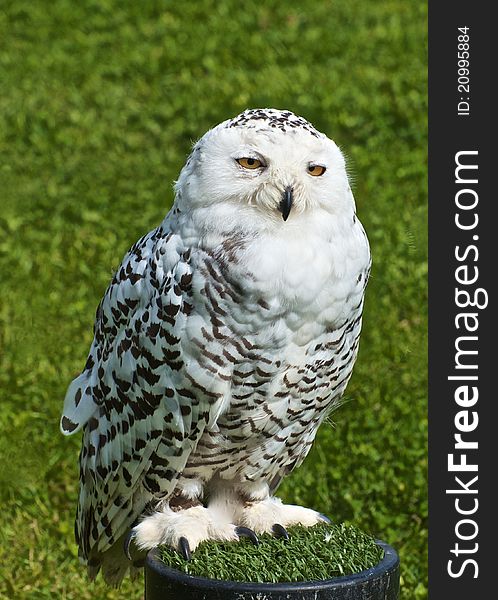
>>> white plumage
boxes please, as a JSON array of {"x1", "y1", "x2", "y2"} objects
[{"x1": 61, "y1": 108, "x2": 371, "y2": 584}]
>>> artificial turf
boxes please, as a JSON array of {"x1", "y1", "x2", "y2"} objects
[
  {"x1": 0, "y1": 1, "x2": 427, "y2": 598},
  {"x1": 158, "y1": 523, "x2": 384, "y2": 583}
]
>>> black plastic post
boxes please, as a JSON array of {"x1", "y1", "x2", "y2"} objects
[{"x1": 144, "y1": 540, "x2": 399, "y2": 600}]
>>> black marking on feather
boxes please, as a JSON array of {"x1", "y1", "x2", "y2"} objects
[{"x1": 62, "y1": 416, "x2": 78, "y2": 433}]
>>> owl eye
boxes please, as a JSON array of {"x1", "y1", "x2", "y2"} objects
[
  {"x1": 236, "y1": 157, "x2": 263, "y2": 169},
  {"x1": 307, "y1": 164, "x2": 326, "y2": 177}
]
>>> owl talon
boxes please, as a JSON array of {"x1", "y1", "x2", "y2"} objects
[
  {"x1": 318, "y1": 513, "x2": 332, "y2": 524},
  {"x1": 235, "y1": 526, "x2": 260, "y2": 546},
  {"x1": 123, "y1": 530, "x2": 135, "y2": 561},
  {"x1": 178, "y1": 536, "x2": 192, "y2": 561},
  {"x1": 272, "y1": 523, "x2": 290, "y2": 540}
]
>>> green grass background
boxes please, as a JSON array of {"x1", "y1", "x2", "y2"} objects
[
  {"x1": 159, "y1": 523, "x2": 384, "y2": 583},
  {"x1": 0, "y1": 0, "x2": 427, "y2": 598}
]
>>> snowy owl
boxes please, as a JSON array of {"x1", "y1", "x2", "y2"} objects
[{"x1": 60, "y1": 108, "x2": 371, "y2": 585}]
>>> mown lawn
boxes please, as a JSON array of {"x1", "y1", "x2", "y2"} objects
[{"x1": 0, "y1": 1, "x2": 427, "y2": 598}]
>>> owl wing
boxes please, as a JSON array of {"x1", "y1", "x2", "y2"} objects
[{"x1": 60, "y1": 224, "x2": 208, "y2": 563}]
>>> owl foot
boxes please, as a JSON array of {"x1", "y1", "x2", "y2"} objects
[
  {"x1": 128, "y1": 498, "x2": 322, "y2": 560},
  {"x1": 236, "y1": 496, "x2": 328, "y2": 534},
  {"x1": 131, "y1": 504, "x2": 241, "y2": 557}
]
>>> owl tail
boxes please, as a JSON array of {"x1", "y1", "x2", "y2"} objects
[{"x1": 60, "y1": 372, "x2": 98, "y2": 435}]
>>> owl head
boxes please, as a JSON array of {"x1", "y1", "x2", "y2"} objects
[{"x1": 174, "y1": 109, "x2": 354, "y2": 231}]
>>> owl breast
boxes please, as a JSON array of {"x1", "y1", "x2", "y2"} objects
[{"x1": 180, "y1": 215, "x2": 369, "y2": 486}]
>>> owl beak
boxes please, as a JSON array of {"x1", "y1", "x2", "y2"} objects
[{"x1": 279, "y1": 187, "x2": 293, "y2": 221}]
